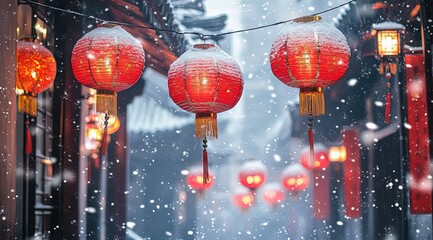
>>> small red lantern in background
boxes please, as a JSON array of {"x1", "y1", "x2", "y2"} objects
[
  {"x1": 232, "y1": 187, "x2": 255, "y2": 210},
  {"x1": 168, "y1": 44, "x2": 244, "y2": 183},
  {"x1": 186, "y1": 166, "x2": 214, "y2": 193},
  {"x1": 261, "y1": 182, "x2": 285, "y2": 207},
  {"x1": 300, "y1": 144, "x2": 330, "y2": 170},
  {"x1": 281, "y1": 163, "x2": 310, "y2": 195},
  {"x1": 239, "y1": 161, "x2": 267, "y2": 191},
  {"x1": 16, "y1": 40, "x2": 57, "y2": 117},
  {"x1": 72, "y1": 24, "x2": 145, "y2": 155},
  {"x1": 270, "y1": 15, "x2": 350, "y2": 167},
  {"x1": 86, "y1": 113, "x2": 121, "y2": 135}
]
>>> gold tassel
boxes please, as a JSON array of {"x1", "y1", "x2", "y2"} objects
[
  {"x1": 18, "y1": 94, "x2": 38, "y2": 117},
  {"x1": 96, "y1": 90, "x2": 117, "y2": 117},
  {"x1": 299, "y1": 87, "x2": 325, "y2": 116},
  {"x1": 195, "y1": 113, "x2": 218, "y2": 139}
]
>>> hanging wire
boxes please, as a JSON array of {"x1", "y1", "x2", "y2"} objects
[{"x1": 25, "y1": 0, "x2": 357, "y2": 39}]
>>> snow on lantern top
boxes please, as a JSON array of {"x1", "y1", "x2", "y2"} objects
[{"x1": 270, "y1": 16, "x2": 350, "y2": 116}]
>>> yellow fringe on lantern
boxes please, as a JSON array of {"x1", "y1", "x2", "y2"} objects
[
  {"x1": 299, "y1": 87, "x2": 325, "y2": 116},
  {"x1": 96, "y1": 90, "x2": 117, "y2": 116},
  {"x1": 195, "y1": 113, "x2": 218, "y2": 139},
  {"x1": 18, "y1": 94, "x2": 38, "y2": 117}
]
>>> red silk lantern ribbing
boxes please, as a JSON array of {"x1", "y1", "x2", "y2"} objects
[
  {"x1": 238, "y1": 161, "x2": 267, "y2": 191},
  {"x1": 72, "y1": 24, "x2": 145, "y2": 155},
  {"x1": 300, "y1": 145, "x2": 330, "y2": 170},
  {"x1": 281, "y1": 163, "x2": 310, "y2": 193},
  {"x1": 270, "y1": 16, "x2": 350, "y2": 165},
  {"x1": 168, "y1": 44, "x2": 244, "y2": 183},
  {"x1": 261, "y1": 183, "x2": 285, "y2": 206},
  {"x1": 270, "y1": 16, "x2": 350, "y2": 116},
  {"x1": 72, "y1": 24, "x2": 145, "y2": 116},
  {"x1": 16, "y1": 40, "x2": 57, "y2": 117},
  {"x1": 186, "y1": 167, "x2": 214, "y2": 192}
]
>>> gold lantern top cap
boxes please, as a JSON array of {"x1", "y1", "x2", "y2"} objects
[{"x1": 293, "y1": 15, "x2": 321, "y2": 23}]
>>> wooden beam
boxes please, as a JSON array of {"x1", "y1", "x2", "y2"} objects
[{"x1": 0, "y1": 0, "x2": 17, "y2": 238}]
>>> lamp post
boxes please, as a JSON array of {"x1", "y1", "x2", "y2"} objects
[{"x1": 373, "y1": 21, "x2": 409, "y2": 240}]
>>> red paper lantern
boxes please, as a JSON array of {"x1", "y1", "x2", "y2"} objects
[
  {"x1": 16, "y1": 40, "x2": 57, "y2": 116},
  {"x1": 186, "y1": 166, "x2": 214, "y2": 191},
  {"x1": 281, "y1": 163, "x2": 310, "y2": 192},
  {"x1": 270, "y1": 16, "x2": 350, "y2": 117},
  {"x1": 270, "y1": 16, "x2": 350, "y2": 164},
  {"x1": 300, "y1": 145, "x2": 330, "y2": 170},
  {"x1": 168, "y1": 44, "x2": 244, "y2": 183},
  {"x1": 72, "y1": 24, "x2": 145, "y2": 155},
  {"x1": 232, "y1": 187, "x2": 255, "y2": 210},
  {"x1": 71, "y1": 24, "x2": 145, "y2": 117},
  {"x1": 238, "y1": 161, "x2": 267, "y2": 191},
  {"x1": 261, "y1": 183, "x2": 285, "y2": 206}
]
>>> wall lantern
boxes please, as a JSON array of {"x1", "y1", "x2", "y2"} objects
[
  {"x1": 16, "y1": 39, "x2": 57, "y2": 117},
  {"x1": 328, "y1": 146, "x2": 347, "y2": 163},
  {"x1": 372, "y1": 22, "x2": 405, "y2": 57},
  {"x1": 371, "y1": 21, "x2": 405, "y2": 123},
  {"x1": 238, "y1": 161, "x2": 267, "y2": 191}
]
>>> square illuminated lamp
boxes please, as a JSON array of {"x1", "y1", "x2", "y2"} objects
[{"x1": 372, "y1": 22, "x2": 405, "y2": 57}]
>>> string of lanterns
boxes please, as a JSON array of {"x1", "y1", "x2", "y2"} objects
[
  {"x1": 16, "y1": 15, "x2": 349, "y2": 180},
  {"x1": 16, "y1": 0, "x2": 401, "y2": 186}
]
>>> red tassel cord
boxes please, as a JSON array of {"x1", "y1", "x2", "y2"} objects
[
  {"x1": 385, "y1": 92, "x2": 391, "y2": 123},
  {"x1": 308, "y1": 115, "x2": 315, "y2": 168},
  {"x1": 25, "y1": 118, "x2": 32, "y2": 154},
  {"x1": 385, "y1": 80, "x2": 391, "y2": 123},
  {"x1": 202, "y1": 138, "x2": 209, "y2": 184},
  {"x1": 101, "y1": 112, "x2": 109, "y2": 155}
]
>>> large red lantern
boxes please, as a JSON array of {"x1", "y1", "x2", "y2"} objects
[
  {"x1": 238, "y1": 161, "x2": 267, "y2": 191},
  {"x1": 72, "y1": 24, "x2": 145, "y2": 154},
  {"x1": 281, "y1": 163, "x2": 310, "y2": 193},
  {"x1": 16, "y1": 40, "x2": 57, "y2": 117},
  {"x1": 261, "y1": 183, "x2": 285, "y2": 207},
  {"x1": 300, "y1": 145, "x2": 330, "y2": 170},
  {"x1": 168, "y1": 44, "x2": 244, "y2": 183},
  {"x1": 16, "y1": 39, "x2": 57, "y2": 155},
  {"x1": 232, "y1": 187, "x2": 255, "y2": 210},
  {"x1": 186, "y1": 166, "x2": 214, "y2": 192},
  {"x1": 270, "y1": 16, "x2": 350, "y2": 166}
]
